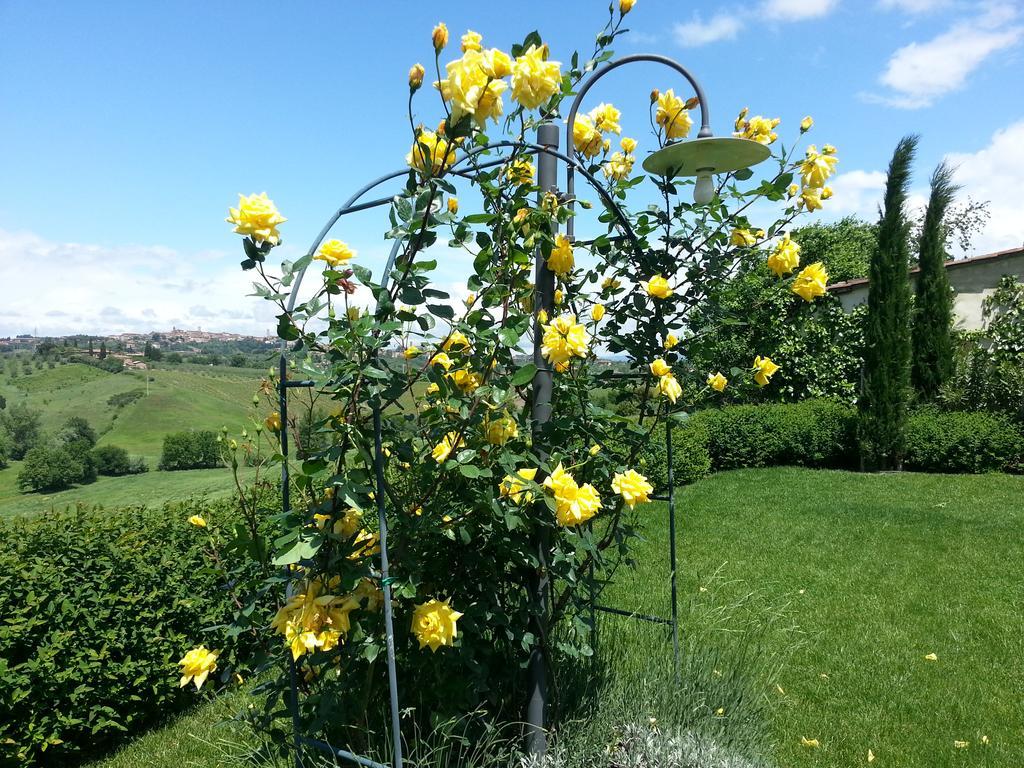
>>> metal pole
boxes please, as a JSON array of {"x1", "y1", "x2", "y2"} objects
[
  {"x1": 526, "y1": 121, "x2": 559, "y2": 756},
  {"x1": 666, "y1": 418, "x2": 680, "y2": 681},
  {"x1": 279, "y1": 352, "x2": 304, "y2": 768}
]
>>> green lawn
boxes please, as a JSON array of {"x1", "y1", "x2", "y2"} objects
[
  {"x1": 0, "y1": 463, "x2": 245, "y2": 518},
  {"x1": 608, "y1": 467, "x2": 1024, "y2": 766},
  {"x1": 81, "y1": 468, "x2": 1024, "y2": 767}
]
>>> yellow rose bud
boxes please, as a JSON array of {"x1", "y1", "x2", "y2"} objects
[
  {"x1": 409, "y1": 63, "x2": 425, "y2": 90},
  {"x1": 265, "y1": 411, "x2": 282, "y2": 432},
  {"x1": 460, "y1": 30, "x2": 482, "y2": 52},
  {"x1": 650, "y1": 88, "x2": 660, "y2": 104},
  {"x1": 403, "y1": 346, "x2": 421, "y2": 359},
  {"x1": 821, "y1": 186, "x2": 833, "y2": 200},
  {"x1": 432, "y1": 22, "x2": 449, "y2": 52},
  {"x1": 707, "y1": 371, "x2": 728, "y2": 392},
  {"x1": 591, "y1": 304, "x2": 605, "y2": 322},
  {"x1": 188, "y1": 515, "x2": 207, "y2": 528},
  {"x1": 347, "y1": 306, "x2": 361, "y2": 322},
  {"x1": 663, "y1": 333, "x2": 679, "y2": 350},
  {"x1": 800, "y1": 115, "x2": 813, "y2": 132},
  {"x1": 788, "y1": 184, "x2": 799, "y2": 198},
  {"x1": 448, "y1": 197, "x2": 459, "y2": 214},
  {"x1": 620, "y1": 0, "x2": 636, "y2": 14},
  {"x1": 649, "y1": 358, "x2": 671, "y2": 377},
  {"x1": 620, "y1": 137, "x2": 637, "y2": 154},
  {"x1": 537, "y1": 309, "x2": 549, "y2": 324},
  {"x1": 554, "y1": 289, "x2": 564, "y2": 305}
]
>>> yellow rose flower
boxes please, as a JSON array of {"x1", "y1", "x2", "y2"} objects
[
  {"x1": 271, "y1": 578, "x2": 361, "y2": 660},
  {"x1": 589, "y1": 443, "x2": 602, "y2": 456},
  {"x1": 178, "y1": 646, "x2": 218, "y2": 690},
  {"x1": 412, "y1": 598, "x2": 463, "y2": 652},
  {"x1": 485, "y1": 414, "x2": 518, "y2": 445},
  {"x1": 431, "y1": 432, "x2": 461, "y2": 463},
  {"x1": 664, "y1": 333, "x2": 679, "y2": 350},
  {"x1": 800, "y1": 145, "x2": 839, "y2": 188},
  {"x1": 226, "y1": 192, "x2": 287, "y2": 245},
  {"x1": 544, "y1": 463, "x2": 601, "y2": 527},
  {"x1": 752, "y1": 355, "x2": 780, "y2": 387},
  {"x1": 734, "y1": 115, "x2": 780, "y2": 145},
  {"x1": 655, "y1": 89, "x2": 692, "y2": 140},
  {"x1": 649, "y1": 358, "x2": 671, "y2": 377},
  {"x1": 791, "y1": 262, "x2": 829, "y2": 301},
  {"x1": 511, "y1": 44, "x2": 561, "y2": 110},
  {"x1": 334, "y1": 508, "x2": 362, "y2": 539},
  {"x1": 437, "y1": 50, "x2": 508, "y2": 126},
  {"x1": 265, "y1": 411, "x2": 282, "y2": 432},
  {"x1": 800, "y1": 115, "x2": 813, "y2": 132},
  {"x1": 430, "y1": 351, "x2": 454, "y2": 370},
  {"x1": 572, "y1": 114, "x2": 604, "y2": 159},
  {"x1": 729, "y1": 228, "x2": 757, "y2": 247},
  {"x1": 766, "y1": 234, "x2": 801, "y2": 277},
  {"x1": 482, "y1": 48, "x2": 513, "y2": 78},
  {"x1": 589, "y1": 103, "x2": 622, "y2": 134},
  {"x1": 409, "y1": 63, "x2": 425, "y2": 90},
  {"x1": 403, "y1": 346, "x2": 421, "y2": 359},
  {"x1": 590, "y1": 304, "x2": 605, "y2": 322},
  {"x1": 821, "y1": 186, "x2": 833, "y2": 200},
  {"x1": 620, "y1": 136, "x2": 638, "y2": 154},
  {"x1": 620, "y1": 0, "x2": 636, "y2": 14},
  {"x1": 500, "y1": 467, "x2": 538, "y2": 504},
  {"x1": 448, "y1": 368, "x2": 482, "y2": 394},
  {"x1": 644, "y1": 274, "x2": 673, "y2": 299},
  {"x1": 602, "y1": 276, "x2": 622, "y2": 291},
  {"x1": 447, "y1": 197, "x2": 459, "y2": 214},
  {"x1": 611, "y1": 469, "x2": 653, "y2": 508},
  {"x1": 407, "y1": 129, "x2": 457, "y2": 176},
  {"x1": 432, "y1": 22, "x2": 449, "y2": 52},
  {"x1": 800, "y1": 186, "x2": 824, "y2": 212},
  {"x1": 443, "y1": 330, "x2": 470, "y2": 352},
  {"x1": 507, "y1": 159, "x2": 536, "y2": 184},
  {"x1": 707, "y1": 372, "x2": 727, "y2": 392},
  {"x1": 460, "y1": 30, "x2": 482, "y2": 52},
  {"x1": 602, "y1": 151, "x2": 635, "y2": 181},
  {"x1": 188, "y1": 514, "x2": 207, "y2": 528},
  {"x1": 734, "y1": 106, "x2": 749, "y2": 132},
  {"x1": 541, "y1": 313, "x2": 589, "y2": 366},
  {"x1": 314, "y1": 239, "x2": 356, "y2": 268},
  {"x1": 547, "y1": 233, "x2": 574, "y2": 276},
  {"x1": 788, "y1": 183, "x2": 799, "y2": 198},
  {"x1": 658, "y1": 372, "x2": 682, "y2": 404},
  {"x1": 823, "y1": 143, "x2": 837, "y2": 155}
]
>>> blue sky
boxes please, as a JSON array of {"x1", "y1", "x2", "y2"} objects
[{"x1": 1, "y1": 0, "x2": 1022, "y2": 336}]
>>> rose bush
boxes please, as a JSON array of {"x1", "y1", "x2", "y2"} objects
[{"x1": 202, "y1": 3, "x2": 841, "y2": 755}]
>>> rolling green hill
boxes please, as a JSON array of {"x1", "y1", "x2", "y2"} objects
[{"x1": 0, "y1": 362, "x2": 277, "y2": 515}]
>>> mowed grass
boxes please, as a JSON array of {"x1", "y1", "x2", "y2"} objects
[
  {"x1": 0, "y1": 461, "x2": 246, "y2": 518},
  {"x1": 606, "y1": 467, "x2": 1024, "y2": 766},
  {"x1": 85, "y1": 468, "x2": 1024, "y2": 768}
]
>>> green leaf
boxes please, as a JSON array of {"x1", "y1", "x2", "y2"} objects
[
  {"x1": 272, "y1": 534, "x2": 321, "y2": 566},
  {"x1": 428, "y1": 303, "x2": 455, "y2": 320},
  {"x1": 511, "y1": 363, "x2": 538, "y2": 386}
]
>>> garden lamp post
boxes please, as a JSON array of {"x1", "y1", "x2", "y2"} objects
[{"x1": 525, "y1": 53, "x2": 770, "y2": 755}]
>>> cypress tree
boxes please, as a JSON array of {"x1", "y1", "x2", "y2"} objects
[
  {"x1": 911, "y1": 161, "x2": 959, "y2": 400},
  {"x1": 859, "y1": 135, "x2": 917, "y2": 471}
]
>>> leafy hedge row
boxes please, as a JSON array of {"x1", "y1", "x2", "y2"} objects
[
  {"x1": 0, "y1": 499, "x2": 245, "y2": 767},
  {"x1": 618, "y1": 401, "x2": 1021, "y2": 490}
]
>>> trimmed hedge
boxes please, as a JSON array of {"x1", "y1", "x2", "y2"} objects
[
  {"x1": 625, "y1": 401, "x2": 1019, "y2": 484},
  {"x1": 0, "y1": 499, "x2": 244, "y2": 767},
  {"x1": 692, "y1": 399, "x2": 858, "y2": 472},
  {"x1": 905, "y1": 409, "x2": 1022, "y2": 474}
]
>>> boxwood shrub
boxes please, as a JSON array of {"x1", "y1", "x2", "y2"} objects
[
  {"x1": 904, "y1": 409, "x2": 1022, "y2": 474},
  {"x1": 0, "y1": 498, "x2": 249, "y2": 767}
]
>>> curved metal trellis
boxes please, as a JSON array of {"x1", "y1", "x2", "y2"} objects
[{"x1": 272, "y1": 51, "x2": 726, "y2": 767}]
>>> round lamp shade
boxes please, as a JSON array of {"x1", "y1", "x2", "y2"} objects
[{"x1": 641, "y1": 136, "x2": 771, "y2": 177}]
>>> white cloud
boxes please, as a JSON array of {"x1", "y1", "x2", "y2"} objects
[
  {"x1": 820, "y1": 119, "x2": 1024, "y2": 256},
  {"x1": 823, "y1": 170, "x2": 887, "y2": 220},
  {"x1": 0, "y1": 230, "x2": 282, "y2": 337},
  {"x1": 762, "y1": 0, "x2": 840, "y2": 21},
  {"x1": 873, "y1": 3, "x2": 1023, "y2": 108},
  {"x1": 946, "y1": 118, "x2": 1024, "y2": 254},
  {"x1": 877, "y1": 0, "x2": 950, "y2": 13},
  {"x1": 673, "y1": 13, "x2": 743, "y2": 47}
]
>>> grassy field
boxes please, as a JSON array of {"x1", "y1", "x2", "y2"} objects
[
  {"x1": 0, "y1": 461, "x2": 246, "y2": 518},
  {"x1": 0, "y1": 362, "x2": 280, "y2": 514},
  {"x1": 83, "y1": 468, "x2": 1024, "y2": 768}
]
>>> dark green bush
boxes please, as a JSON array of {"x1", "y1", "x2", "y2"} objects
[
  {"x1": 17, "y1": 445, "x2": 85, "y2": 492},
  {"x1": 904, "y1": 410, "x2": 1022, "y2": 474},
  {"x1": 692, "y1": 400, "x2": 858, "y2": 471},
  {"x1": 91, "y1": 445, "x2": 148, "y2": 476},
  {"x1": 0, "y1": 403, "x2": 42, "y2": 460},
  {"x1": 158, "y1": 430, "x2": 222, "y2": 471},
  {"x1": 106, "y1": 389, "x2": 145, "y2": 409},
  {"x1": 0, "y1": 499, "x2": 244, "y2": 766},
  {"x1": 635, "y1": 419, "x2": 712, "y2": 490},
  {"x1": 0, "y1": 428, "x2": 9, "y2": 469}
]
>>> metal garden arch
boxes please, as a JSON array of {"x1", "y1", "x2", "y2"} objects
[{"x1": 273, "y1": 53, "x2": 769, "y2": 768}]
